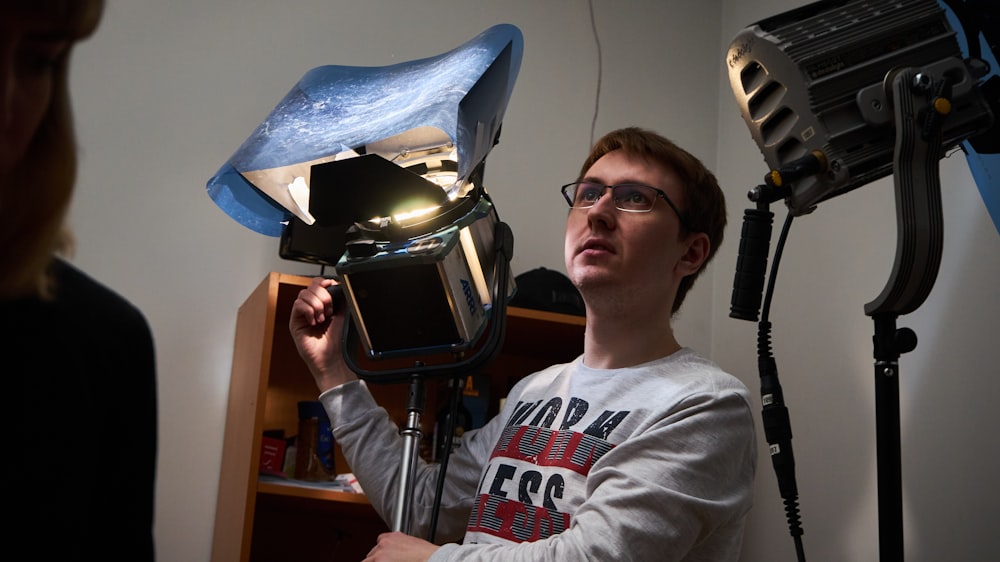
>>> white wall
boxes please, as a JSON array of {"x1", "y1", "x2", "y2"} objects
[
  {"x1": 66, "y1": 0, "x2": 999, "y2": 560},
  {"x1": 714, "y1": 2, "x2": 1000, "y2": 562}
]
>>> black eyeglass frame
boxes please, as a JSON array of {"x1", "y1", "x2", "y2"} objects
[{"x1": 560, "y1": 181, "x2": 695, "y2": 231}]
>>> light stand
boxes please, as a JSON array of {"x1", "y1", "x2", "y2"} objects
[
  {"x1": 202, "y1": 19, "x2": 523, "y2": 543},
  {"x1": 392, "y1": 374, "x2": 425, "y2": 534},
  {"x1": 340, "y1": 221, "x2": 514, "y2": 536},
  {"x1": 862, "y1": 66, "x2": 949, "y2": 562},
  {"x1": 730, "y1": 63, "x2": 955, "y2": 562},
  {"x1": 727, "y1": 1, "x2": 998, "y2": 559}
]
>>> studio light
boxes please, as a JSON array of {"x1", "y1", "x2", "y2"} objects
[
  {"x1": 727, "y1": 0, "x2": 997, "y2": 217},
  {"x1": 206, "y1": 25, "x2": 525, "y2": 538},
  {"x1": 725, "y1": 1, "x2": 997, "y2": 560},
  {"x1": 207, "y1": 24, "x2": 524, "y2": 366}
]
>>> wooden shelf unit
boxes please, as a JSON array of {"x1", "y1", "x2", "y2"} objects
[{"x1": 211, "y1": 272, "x2": 585, "y2": 562}]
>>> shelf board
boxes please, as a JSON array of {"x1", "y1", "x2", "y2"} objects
[{"x1": 257, "y1": 479, "x2": 370, "y2": 504}]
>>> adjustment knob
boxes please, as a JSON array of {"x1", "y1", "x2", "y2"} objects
[{"x1": 894, "y1": 327, "x2": 917, "y2": 354}]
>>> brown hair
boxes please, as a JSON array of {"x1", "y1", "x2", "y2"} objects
[
  {"x1": 579, "y1": 127, "x2": 726, "y2": 313},
  {"x1": 0, "y1": 0, "x2": 105, "y2": 299}
]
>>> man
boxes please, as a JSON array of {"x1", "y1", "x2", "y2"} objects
[{"x1": 290, "y1": 127, "x2": 756, "y2": 561}]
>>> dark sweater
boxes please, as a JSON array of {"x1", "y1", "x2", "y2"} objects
[{"x1": 2, "y1": 259, "x2": 157, "y2": 561}]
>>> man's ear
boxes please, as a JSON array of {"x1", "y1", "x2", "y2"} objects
[{"x1": 676, "y1": 232, "x2": 710, "y2": 277}]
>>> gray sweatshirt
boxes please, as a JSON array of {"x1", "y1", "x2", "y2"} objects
[{"x1": 319, "y1": 347, "x2": 757, "y2": 561}]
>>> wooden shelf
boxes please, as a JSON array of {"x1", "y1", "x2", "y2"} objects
[{"x1": 211, "y1": 272, "x2": 585, "y2": 561}]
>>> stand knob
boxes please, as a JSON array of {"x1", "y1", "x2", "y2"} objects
[{"x1": 894, "y1": 328, "x2": 917, "y2": 354}]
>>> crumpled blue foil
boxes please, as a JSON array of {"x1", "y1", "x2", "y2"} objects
[{"x1": 207, "y1": 23, "x2": 523, "y2": 236}]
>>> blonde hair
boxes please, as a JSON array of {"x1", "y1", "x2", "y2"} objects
[{"x1": 0, "y1": 0, "x2": 104, "y2": 299}]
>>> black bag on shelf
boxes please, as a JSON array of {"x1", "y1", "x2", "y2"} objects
[{"x1": 509, "y1": 267, "x2": 585, "y2": 316}]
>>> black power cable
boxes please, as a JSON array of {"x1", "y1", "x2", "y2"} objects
[
  {"x1": 757, "y1": 211, "x2": 805, "y2": 561},
  {"x1": 428, "y1": 375, "x2": 465, "y2": 543},
  {"x1": 730, "y1": 201, "x2": 805, "y2": 561}
]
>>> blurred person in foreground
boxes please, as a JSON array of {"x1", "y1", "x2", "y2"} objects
[
  {"x1": 1, "y1": 2, "x2": 157, "y2": 560},
  {"x1": 290, "y1": 127, "x2": 755, "y2": 561}
]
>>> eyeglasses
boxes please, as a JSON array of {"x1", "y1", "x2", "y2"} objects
[{"x1": 560, "y1": 181, "x2": 693, "y2": 230}]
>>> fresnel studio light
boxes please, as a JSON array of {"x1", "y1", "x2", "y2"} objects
[
  {"x1": 208, "y1": 24, "x2": 523, "y2": 370},
  {"x1": 207, "y1": 24, "x2": 524, "y2": 536}
]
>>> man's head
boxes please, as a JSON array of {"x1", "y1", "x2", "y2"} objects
[
  {"x1": 0, "y1": 0, "x2": 105, "y2": 299},
  {"x1": 565, "y1": 127, "x2": 726, "y2": 314}
]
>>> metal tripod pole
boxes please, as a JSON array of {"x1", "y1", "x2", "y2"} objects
[{"x1": 391, "y1": 374, "x2": 426, "y2": 534}]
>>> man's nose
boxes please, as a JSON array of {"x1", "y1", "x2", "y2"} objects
[{"x1": 586, "y1": 187, "x2": 617, "y2": 226}]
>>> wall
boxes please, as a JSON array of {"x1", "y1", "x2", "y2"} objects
[
  {"x1": 67, "y1": 1, "x2": 721, "y2": 560},
  {"x1": 714, "y1": 1, "x2": 1000, "y2": 561}
]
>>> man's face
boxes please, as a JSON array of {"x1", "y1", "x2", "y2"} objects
[{"x1": 564, "y1": 149, "x2": 690, "y2": 310}]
